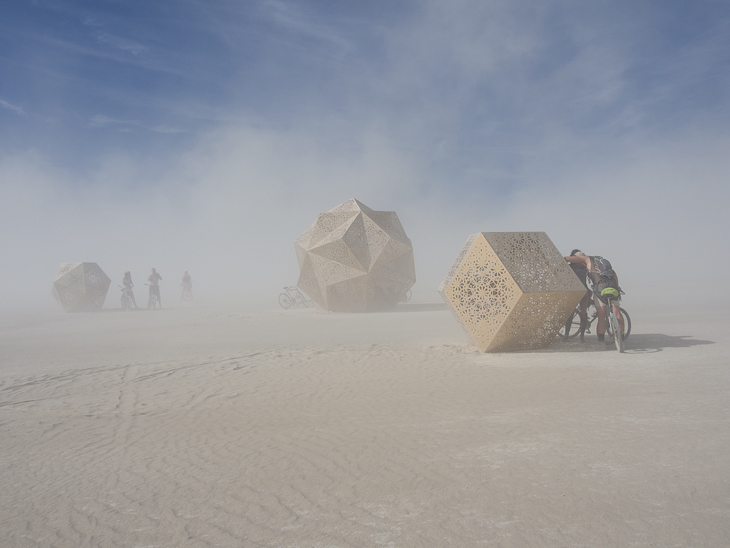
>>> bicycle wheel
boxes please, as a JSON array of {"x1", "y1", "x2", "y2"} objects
[
  {"x1": 560, "y1": 309, "x2": 583, "y2": 339},
  {"x1": 279, "y1": 293, "x2": 292, "y2": 309},
  {"x1": 619, "y1": 307, "x2": 631, "y2": 341},
  {"x1": 148, "y1": 294, "x2": 157, "y2": 310},
  {"x1": 609, "y1": 311, "x2": 624, "y2": 352},
  {"x1": 584, "y1": 308, "x2": 597, "y2": 335}
]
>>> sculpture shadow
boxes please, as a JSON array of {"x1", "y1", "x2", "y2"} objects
[
  {"x1": 543, "y1": 333, "x2": 715, "y2": 354},
  {"x1": 392, "y1": 302, "x2": 449, "y2": 313}
]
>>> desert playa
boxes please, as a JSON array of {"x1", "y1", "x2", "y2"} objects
[{"x1": 1, "y1": 300, "x2": 728, "y2": 547}]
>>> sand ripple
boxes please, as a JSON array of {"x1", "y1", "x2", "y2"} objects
[{"x1": 2, "y1": 310, "x2": 729, "y2": 546}]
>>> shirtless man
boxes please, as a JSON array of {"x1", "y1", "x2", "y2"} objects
[{"x1": 148, "y1": 268, "x2": 162, "y2": 309}]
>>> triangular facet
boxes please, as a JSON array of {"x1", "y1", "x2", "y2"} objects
[
  {"x1": 297, "y1": 255, "x2": 326, "y2": 309},
  {"x1": 327, "y1": 198, "x2": 375, "y2": 215},
  {"x1": 326, "y1": 275, "x2": 368, "y2": 312},
  {"x1": 308, "y1": 212, "x2": 359, "y2": 247},
  {"x1": 295, "y1": 220, "x2": 318, "y2": 251},
  {"x1": 341, "y1": 213, "x2": 371, "y2": 271},
  {"x1": 370, "y1": 237, "x2": 412, "y2": 273},
  {"x1": 309, "y1": 253, "x2": 367, "y2": 284},
  {"x1": 309, "y1": 239, "x2": 366, "y2": 272},
  {"x1": 371, "y1": 250, "x2": 416, "y2": 284},
  {"x1": 361, "y1": 215, "x2": 389, "y2": 266},
  {"x1": 309, "y1": 214, "x2": 357, "y2": 249},
  {"x1": 364, "y1": 211, "x2": 409, "y2": 243}
]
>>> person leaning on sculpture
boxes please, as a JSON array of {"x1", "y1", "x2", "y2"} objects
[
  {"x1": 122, "y1": 271, "x2": 139, "y2": 309},
  {"x1": 564, "y1": 251, "x2": 624, "y2": 343},
  {"x1": 148, "y1": 268, "x2": 162, "y2": 308},
  {"x1": 566, "y1": 250, "x2": 592, "y2": 341}
]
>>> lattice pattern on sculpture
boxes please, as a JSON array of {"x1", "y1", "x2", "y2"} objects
[
  {"x1": 51, "y1": 262, "x2": 111, "y2": 312},
  {"x1": 295, "y1": 198, "x2": 416, "y2": 312},
  {"x1": 438, "y1": 232, "x2": 586, "y2": 352}
]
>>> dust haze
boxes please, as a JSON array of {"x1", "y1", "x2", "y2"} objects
[
  {"x1": 2, "y1": 1, "x2": 730, "y2": 546},
  {"x1": 1, "y1": 121, "x2": 728, "y2": 313}
]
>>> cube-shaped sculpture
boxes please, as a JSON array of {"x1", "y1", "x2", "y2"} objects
[
  {"x1": 295, "y1": 198, "x2": 416, "y2": 312},
  {"x1": 51, "y1": 262, "x2": 111, "y2": 312},
  {"x1": 439, "y1": 232, "x2": 586, "y2": 352}
]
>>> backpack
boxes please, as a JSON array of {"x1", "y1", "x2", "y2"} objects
[
  {"x1": 590, "y1": 256, "x2": 618, "y2": 301},
  {"x1": 591, "y1": 256, "x2": 614, "y2": 278}
]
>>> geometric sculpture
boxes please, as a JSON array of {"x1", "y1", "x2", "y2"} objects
[
  {"x1": 51, "y1": 262, "x2": 111, "y2": 312},
  {"x1": 438, "y1": 232, "x2": 586, "y2": 352},
  {"x1": 295, "y1": 198, "x2": 416, "y2": 312}
]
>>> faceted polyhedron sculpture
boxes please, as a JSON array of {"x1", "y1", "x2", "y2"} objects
[
  {"x1": 51, "y1": 262, "x2": 111, "y2": 312},
  {"x1": 439, "y1": 232, "x2": 586, "y2": 352},
  {"x1": 295, "y1": 198, "x2": 416, "y2": 312}
]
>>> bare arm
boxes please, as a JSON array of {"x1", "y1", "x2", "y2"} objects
[{"x1": 564, "y1": 255, "x2": 591, "y2": 269}]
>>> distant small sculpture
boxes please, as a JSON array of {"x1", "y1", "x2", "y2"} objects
[
  {"x1": 439, "y1": 232, "x2": 586, "y2": 352},
  {"x1": 295, "y1": 198, "x2": 416, "y2": 312},
  {"x1": 51, "y1": 262, "x2": 111, "y2": 312}
]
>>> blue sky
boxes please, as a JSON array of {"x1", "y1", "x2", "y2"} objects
[{"x1": 2, "y1": 0, "x2": 729, "y2": 309}]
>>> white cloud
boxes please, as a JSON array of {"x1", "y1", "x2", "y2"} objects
[
  {"x1": 94, "y1": 32, "x2": 148, "y2": 56},
  {"x1": 263, "y1": 0, "x2": 352, "y2": 55},
  {"x1": 0, "y1": 99, "x2": 25, "y2": 115},
  {"x1": 89, "y1": 114, "x2": 138, "y2": 127},
  {"x1": 89, "y1": 114, "x2": 184, "y2": 134}
]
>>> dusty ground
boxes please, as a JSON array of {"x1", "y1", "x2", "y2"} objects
[{"x1": 1, "y1": 299, "x2": 728, "y2": 547}]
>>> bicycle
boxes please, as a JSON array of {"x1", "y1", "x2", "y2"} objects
[
  {"x1": 119, "y1": 285, "x2": 133, "y2": 311},
  {"x1": 279, "y1": 286, "x2": 312, "y2": 309},
  {"x1": 560, "y1": 290, "x2": 631, "y2": 346},
  {"x1": 146, "y1": 284, "x2": 161, "y2": 310},
  {"x1": 604, "y1": 293, "x2": 626, "y2": 353},
  {"x1": 181, "y1": 283, "x2": 193, "y2": 302}
]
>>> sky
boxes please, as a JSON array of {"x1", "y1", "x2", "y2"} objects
[{"x1": 1, "y1": 0, "x2": 729, "y2": 311}]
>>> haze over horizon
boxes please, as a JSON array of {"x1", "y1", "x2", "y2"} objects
[{"x1": 2, "y1": 0, "x2": 729, "y2": 312}]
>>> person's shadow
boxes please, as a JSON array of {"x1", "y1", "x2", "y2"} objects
[
  {"x1": 621, "y1": 333, "x2": 715, "y2": 353},
  {"x1": 549, "y1": 332, "x2": 715, "y2": 353}
]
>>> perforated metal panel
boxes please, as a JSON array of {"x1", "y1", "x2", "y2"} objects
[
  {"x1": 51, "y1": 262, "x2": 111, "y2": 312},
  {"x1": 439, "y1": 232, "x2": 586, "y2": 352},
  {"x1": 295, "y1": 199, "x2": 416, "y2": 312}
]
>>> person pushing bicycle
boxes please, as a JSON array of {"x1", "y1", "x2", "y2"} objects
[
  {"x1": 565, "y1": 251, "x2": 624, "y2": 343},
  {"x1": 148, "y1": 268, "x2": 162, "y2": 309},
  {"x1": 122, "y1": 271, "x2": 139, "y2": 309},
  {"x1": 181, "y1": 271, "x2": 192, "y2": 300}
]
